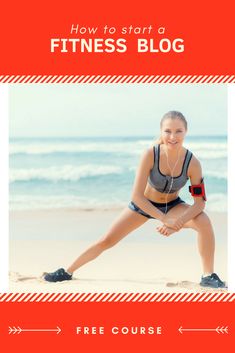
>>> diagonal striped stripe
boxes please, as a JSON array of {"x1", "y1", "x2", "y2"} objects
[
  {"x1": 0, "y1": 75, "x2": 235, "y2": 84},
  {"x1": 0, "y1": 291, "x2": 234, "y2": 302}
]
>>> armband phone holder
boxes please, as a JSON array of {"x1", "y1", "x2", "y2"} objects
[{"x1": 189, "y1": 178, "x2": 207, "y2": 201}]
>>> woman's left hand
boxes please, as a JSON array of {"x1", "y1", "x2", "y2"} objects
[{"x1": 156, "y1": 225, "x2": 177, "y2": 237}]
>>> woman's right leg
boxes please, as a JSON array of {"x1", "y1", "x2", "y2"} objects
[{"x1": 66, "y1": 207, "x2": 149, "y2": 274}]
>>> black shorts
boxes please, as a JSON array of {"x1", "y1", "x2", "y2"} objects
[{"x1": 128, "y1": 197, "x2": 185, "y2": 219}]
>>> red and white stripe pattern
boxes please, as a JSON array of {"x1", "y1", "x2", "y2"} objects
[
  {"x1": 0, "y1": 292, "x2": 234, "y2": 302},
  {"x1": 0, "y1": 75, "x2": 235, "y2": 84}
]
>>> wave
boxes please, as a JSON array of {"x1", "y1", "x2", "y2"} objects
[
  {"x1": 185, "y1": 141, "x2": 227, "y2": 149},
  {"x1": 204, "y1": 170, "x2": 227, "y2": 180},
  {"x1": 10, "y1": 164, "x2": 227, "y2": 183},
  {"x1": 128, "y1": 166, "x2": 227, "y2": 179},
  {"x1": 184, "y1": 142, "x2": 227, "y2": 159},
  {"x1": 9, "y1": 139, "x2": 227, "y2": 158},
  {"x1": 9, "y1": 140, "x2": 151, "y2": 155},
  {"x1": 9, "y1": 194, "x2": 127, "y2": 211},
  {"x1": 206, "y1": 193, "x2": 227, "y2": 212},
  {"x1": 10, "y1": 164, "x2": 123, "y2": 183},
  {"x1": 191, "y1": 150, "x2": 226, "y2": 160}
]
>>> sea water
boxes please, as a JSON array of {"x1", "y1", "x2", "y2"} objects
[{"x1": 9, "y1": 136, "x2": 227, "y2": 212}]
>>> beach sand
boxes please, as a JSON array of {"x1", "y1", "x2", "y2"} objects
[{"x1": 9, "y1": 209, "x2": 227, "y2": 293}]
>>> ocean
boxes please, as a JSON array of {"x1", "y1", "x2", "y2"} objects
[{"x1": 9, "y1": 136, "x2": 227, "y2": 212}]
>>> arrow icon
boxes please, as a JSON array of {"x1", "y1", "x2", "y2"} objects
[
  {"x1": 179, "y1": 326, "x2": 228, "y2": 334},
  {"x1": 8, "y1": 326, "x2": 61, "y2": 335}
]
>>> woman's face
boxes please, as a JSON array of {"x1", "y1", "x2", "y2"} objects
[{"x1": 161, "y1": 118, "x2": 187, "y2": 148}]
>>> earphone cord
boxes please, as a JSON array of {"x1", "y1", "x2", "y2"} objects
[{"x1": 164, "y1": 147, "x2": 181, "y2": 214}]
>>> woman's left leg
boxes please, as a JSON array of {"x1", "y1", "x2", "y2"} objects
[{"x1": 164, "y1": 203, "x2": 215, "y2": 274}]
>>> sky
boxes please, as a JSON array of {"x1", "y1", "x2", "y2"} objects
[{"x1": 9, "y1": 84, "x2": 227, "y2": 137}]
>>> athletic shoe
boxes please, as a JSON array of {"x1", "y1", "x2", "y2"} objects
[
  {"x1": 200, "y1": 273, "x2": 226, "y2": 288},
  {"x1": 44, "y1": 268, "x2": 72, "y2": 282}
]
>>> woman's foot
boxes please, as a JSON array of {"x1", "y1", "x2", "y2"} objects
[
  {"x1": 200, "y1": 273, "x2": 226, "y2": 288},
  {"x1": 44, "y1": 268, "x2": 72, "y2": 282}
]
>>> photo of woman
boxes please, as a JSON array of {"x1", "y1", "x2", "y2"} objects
[
  {"x1": 44, "y1": 111, "x2": 226, "y2": 288},
  {"x1": 9, "y1": 84, "x2": 227, "y2": 292}
]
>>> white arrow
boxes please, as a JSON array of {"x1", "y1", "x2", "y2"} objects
[
  {"x1": 179, "y1": 326, "x2": 228, "y2": 334},
  {"x1": 9, "y1": 326, "x2": 61, "y2": 335}
]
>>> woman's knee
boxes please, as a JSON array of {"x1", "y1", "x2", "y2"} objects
[
  {"x1": 96, "y1": 234, "x2": 119, "y2": 250},
  {"x1": 191, "y1": 212, "x2": 212, "y2": 231}
]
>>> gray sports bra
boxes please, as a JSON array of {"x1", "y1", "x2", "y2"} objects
[{"x1": 148, "y1": 144, "x2": 193, "y2": 194}]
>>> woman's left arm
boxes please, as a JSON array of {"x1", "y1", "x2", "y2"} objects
[
  {"x1": 178, "y1": 156, "x2": 206, "y2": 225},
  {"x1": 163, "y1": 156, "x2": 205, "y2": 231}
]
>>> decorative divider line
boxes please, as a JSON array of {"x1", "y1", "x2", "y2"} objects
[
  {"x1": 0, "y1": 75, "x2": 235, "y2": 84},
  {"x1": 0, "y1": 292, "x2": 234, "y2": 302}
]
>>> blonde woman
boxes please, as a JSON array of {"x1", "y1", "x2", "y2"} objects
[{"x1": 44, "y1": 111, "x2": 226, "y2": 288}]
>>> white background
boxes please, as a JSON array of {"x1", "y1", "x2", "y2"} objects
[
  {"x1": 228, "y1": 84, "x2": 235, "y2": 292},
  {"x1": 0, "y1": 85, "x2": 9, "y2": 292},
  {"x1": 1, "y1": 84, "x2": 234, "y2": 292}
]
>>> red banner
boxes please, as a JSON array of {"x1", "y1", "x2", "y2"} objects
[
  {"x1": 1, "y1": 299, "x2": 235, "y2": 352},
  {"x1": 0, "y1": 0, "x2": 234, "y2": 75}
]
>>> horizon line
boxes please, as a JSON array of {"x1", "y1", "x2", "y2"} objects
[{"x1": 9, "y1": 134, "x2": 227, "y2": 139}]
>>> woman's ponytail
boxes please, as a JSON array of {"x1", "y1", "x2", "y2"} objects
[{"x1": 155, "y1": 136, "x2": 164, "y2": 145}]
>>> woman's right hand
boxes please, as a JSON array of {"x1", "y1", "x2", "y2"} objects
[{"x1": 162, "y1": 217, "x2": 184, "y2": 231}]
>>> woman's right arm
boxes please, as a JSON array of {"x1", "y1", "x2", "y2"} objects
[{"x1": 131, "y1": 148, "x2": 165, "y2": 221}]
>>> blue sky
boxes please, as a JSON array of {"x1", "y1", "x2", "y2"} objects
[{"x1": 9, "y1": 84, "x2": 227, "y2": 137}]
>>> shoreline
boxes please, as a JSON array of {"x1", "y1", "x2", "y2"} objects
[{"x1": 10, "y1": 206, "x2": 227, "y2": 215}]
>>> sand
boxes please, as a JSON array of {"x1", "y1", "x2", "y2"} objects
[{"x1": 9, "y1": 209, "x2": 227, "y2": 293}]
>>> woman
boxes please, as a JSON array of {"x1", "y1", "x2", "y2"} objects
[{"x1": 44, "y1": 111, "x2": 226, "y2": 288}]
